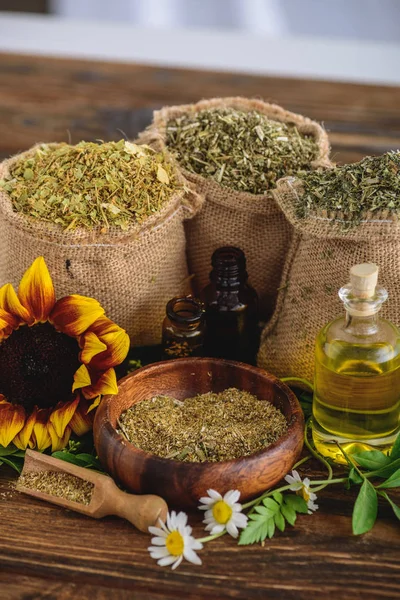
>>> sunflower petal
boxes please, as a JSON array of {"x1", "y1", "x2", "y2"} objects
[
  {"x1": 49, "y1": 397, "x2": 79, "y2": 438},
  {"x1": 13, "y1": 408, "x2": 37, "y2": 450},
  {"x1": 87, "y1": 395, "x2": 101, "y2": 413},
  {"x1": 72, "y1": 364, "x2": 92, "y2": 392},
  {"x1": 69, "y1": 401, "x2": 94, "y2": 436},
  {"x1": 18, "y1": 256, "x2": 56, "y2": 323},
  {"x1": 48, "y1": 422, "x2": 72, "y2": 452},
  {"x1": 80, "y1": 332, "x2": 108, "y2": 364},
  {"x1": 0, "y1": 402, "x2": 25, "y2": 448},
  {"x1": 32, "y1": 409, "x2": 52, "y2": 451},
  {"x1": 50, "y1": 295, "x2": 105, "y2": 337},
  {"x1": 82, "y1": 368, "x2": 118, "y2": 399},
  {"x1": 0, "y1": 283, "x2": 31, "y2": 324},
  {"x1": 0, "y1": 307, "x2": 19, "y2": 331},
  {"x1": 88, "y1": 317, "x2": 130, "y2": 370}
]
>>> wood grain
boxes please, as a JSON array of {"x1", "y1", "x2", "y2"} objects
[
  {"x1": 1, "y1": 53, "x2": 400, "y2": 599},
  {"x1": 1, "y1": 54, "x2": 400, "y2": 165}
]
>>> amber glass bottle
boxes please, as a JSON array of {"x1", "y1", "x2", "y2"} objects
[
  {"x1": 200, "y1": 246, "x2": 259, "y2": 363},
  {"x1": 162, "y1": 296, "x2": 206, "y2": 359}
]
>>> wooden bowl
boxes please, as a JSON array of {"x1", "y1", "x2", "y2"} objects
[{"x1": 93, "y1": 358, "x2": 304, "y2": 508}]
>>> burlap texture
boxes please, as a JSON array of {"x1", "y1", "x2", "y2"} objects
[
  {"x1": 257, "y1": 176, "x2": 400, "y2": 382},
  {"x1": 139, "y1": 97, "x2": 331, "y2": 319},
  {"x1": 0, "y1": 145, "x2": 204, "y2": 346}
]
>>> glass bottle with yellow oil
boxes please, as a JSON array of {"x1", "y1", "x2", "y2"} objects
[{"x1": 312, "y1": 263, "x2": 400, "y2": 463}]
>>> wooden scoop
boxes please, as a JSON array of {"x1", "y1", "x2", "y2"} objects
[{"x1": 16, "y1": 449, "x2": 168, "y2": 533}]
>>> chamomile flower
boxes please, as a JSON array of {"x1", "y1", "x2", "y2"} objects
[
  {"x1": 148, "y1": 511, "x2": 203, "y2": 570},
  {"x1": 199, "y1": 489, "x2": 248, "y2": 538},
  {"x1": 284, "y1": 470, "x2": 319, "y2": 514}
]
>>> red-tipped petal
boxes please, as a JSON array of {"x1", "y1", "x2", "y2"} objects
[
  {"x1": 0, "y1": 283, "x2": 32, "y2": 324},
  {"x1": 32, "y1": 409, "x2": 52, "y2": 451},
  {"x1": 18, "y1": 256, "x2": 56, "y2": 323},
  {"x1": 79, "y1": 331, "x2": 108, "y2": 365},
  {"x1": 89, "y1": 317, "x2": 130, "y2": 370},
  {"x1": 69, "y1": 402, "x2": 94, "y2": 436},
  {"x1": 13, "y1": 408, "x2": 37, "y2": 450},
  {"x1": 50, "y1": 295, "x2": 105, "y2": 338},
  {"x1": 49, "y1": 397, "x2": 79, "y2": 438},
  {"x1": 48, "y1": 422, "x2": 72, "y2": 452},
  {"x1": 0, "y1": 402, "x2": 25, "y2": 448},
  {"x1": 82, "y1": 368, "x2": 118, "y2": 399}
]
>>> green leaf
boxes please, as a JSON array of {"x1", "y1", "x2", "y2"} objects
[
  {"x1": 0, "y1": 445, "x2": 21, "y2": 457},
  {"x1": 390, "y1": 432, "x2": 400, "y2": 460},
  {"x1": 348, "y1": 467, "x2": 363, "y2": 485},
  {"x1": 369, "y1": 458, "x2": 400, "y2": 479},
  {"x1": 352, "y1": 450, "x2": 391, "y2": 471},
  {"x1": 75, "y1": 453, "x2": 102, "y2": 469},
  {"x1": 267, "y1": 519, "x2": 275, "y2": 538},
  {"x1": 377, "y1": 468, "x2": 400, "y2": 489},
  {"x1": 380, "y1": 491, "x2": 400, "y2": 520},
  {"x1": 281, "y1": 502, "x2": 297, "y2": 526},
  {"x1": 352, "y1": 479, "x2": 378, "y2": 535},
  {"x1": 0, "y1": 455, "x2": 23, "y2": 473},
  {"x1": 51, "y1": 451, "x2": 89, "y2": 467},
  {"x1": 263, "y1": 497, "x2": 280, "y2": 513},
  {"x1": 254, "y1": 505, "x2": 274, "y2": 517},
  {"x1": 274, "y1": 511, "x2": 285, "y2": 532},
  {"x1": 272, "y1": 491, "x2": 283, "y2": 505},
  {"x1": 238, "y1": 514, "x2": 273, "y2": 545},
  {"x1": 284, "y1": 495, "x2": 309, "y2": 514}
]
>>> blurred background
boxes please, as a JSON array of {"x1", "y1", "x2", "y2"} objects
[
  {"x1": 0, "y1": 0, "x2": 399, "y2": 84},
  {"x1": 0, "y1": 0, "x2": 399, "y2": 165}
]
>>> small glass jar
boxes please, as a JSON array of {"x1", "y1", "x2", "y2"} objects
[{"x1": 162, "y1": 296, "x2": 206, "y2": 360}]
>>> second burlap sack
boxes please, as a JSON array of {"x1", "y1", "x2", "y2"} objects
[
  {"x1": 257, "y1": 177, "x2": 400, "y2": 382},
  {"x1": 0, "y1": 145, "x2": 204, "y2": 346},
  {"x1": 139, "y1": 97, "x2": 331, "y2": 320}
]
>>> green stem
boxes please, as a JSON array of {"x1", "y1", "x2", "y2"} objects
[
  {"x1": 197, "y1": 531, "x2": 226, "y2": 544},
  {"x1": 292, "y1": 455, "x2": 312, "y2": 470},
  {"x1": 242, "y1": 483, "x2": 294, "y2": 511},
  {"x1": 335, "y1": 441, "x2": 365, "y2": 479},
  {"x1": 304, "y1": 418, "x2": 333, "y2": 488}
]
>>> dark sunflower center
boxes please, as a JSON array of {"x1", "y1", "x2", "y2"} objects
[{"x1": 0, "y1": 322, "x2": 80, "y2": 412}]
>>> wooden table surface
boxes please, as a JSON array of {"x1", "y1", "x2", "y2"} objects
[{"x1": 0, "y1": 53, "x2": 400, "y2": 600}]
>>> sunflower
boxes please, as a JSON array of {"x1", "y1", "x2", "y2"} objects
[{"x1": 0, "y1": 256, "x2": 129, "y2": 452}]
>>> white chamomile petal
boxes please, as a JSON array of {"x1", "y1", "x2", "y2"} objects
[
  {"x1": 234, "y1": 512, "x2": 248, "y2": 528},
  {"x1": 149, "y1": 536, "x2": 169, "y2": 546},
  {"x1": 198, "y1": 497, "x2": 215, "y2": 507},
  {"x1": 207, "y1": 489, "x2": 222, "y2": 500},
  {"x1": 148, "y1": 525, "x2": 168, "y2": 537},
  {"x1": 226, "y1": 520, "x2": 239, "y2": 538},
  {"x1": 149, "y1": 546, "x2": 170, "y2": 558},
  {"x1": 224, "y1": 489, "x2": 240, "y2": 504},
  {"x1": 158, "y1": 555, "x2": 177, "y2": 567},
  {"x1": 303, "y1": 477, "x2": 311, "y2": 487},
  {"x1": 171, "y1": 556, "x2": 183, "y2": 570},
  {"x1": 184, "y1": 548, "x2": 202, "y2": 565}
]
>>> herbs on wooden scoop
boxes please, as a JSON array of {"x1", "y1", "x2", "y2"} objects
[
  {"x1": 166, "y1": 108, "x2": 319, "y2": 194},
  {"x1": 297, "y1": 151, "x2": 400, "y2": 225},
  {"x1": 0, "y1": 140, "x2": 179, "y2": 231}
]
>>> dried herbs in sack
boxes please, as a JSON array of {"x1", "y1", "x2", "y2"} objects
[
  {"x1": 258, "y1": 152, "x2": 400, "y2": 381},
  {"x1": 0, "y1": 141, "x2": 204, "y2": 345},
  {"x1": 140, "y1": 98, "x2": 331, "y2": 319}
]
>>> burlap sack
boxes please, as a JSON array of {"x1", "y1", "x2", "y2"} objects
[
  {"x1": 139, "y1": 97, "x2": 331, "y2": 320},
  {"x1": 0, "y1": 145, "x2": 204, "y2": 346},
  {"x1": 257, "y1": 176, "x2": 400, "y2": 382}
]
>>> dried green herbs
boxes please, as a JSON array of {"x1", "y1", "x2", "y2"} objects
[
  {"x1": 166, "y1": 108, "x2": 318, "y2": 194},
  {"x1": 0, "y1": 140, "x2": 179, "y2": 230},
  {"x1": 18, "y1": 471, "x2": 94, "y2": 504},
  {"x1": 118, "y1": 388, "x2": 288, "y2": 462},
  {"x1": 297, "y1": 151, "x2": 400, "y2": 225}
]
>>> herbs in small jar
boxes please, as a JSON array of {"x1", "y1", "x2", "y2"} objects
[
  {"x1": 118, "y1": 388, "x2": 288, "y2": 462},
  {"x1": 166, "y1": 108, "x2": 319, "y2": 194},
  {"x1": 0, "y1": 140, "x2": 180, "y2": 231}
]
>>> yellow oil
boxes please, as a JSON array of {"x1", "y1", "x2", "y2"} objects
[{"x1": 313, "y1": 332, "x2": 400, "y2": 463}]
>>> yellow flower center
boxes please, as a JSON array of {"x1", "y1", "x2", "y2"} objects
[
  {"x1": 212, "y1": 500, "x2": 233, "y2": 524},
  {"x1": 297, "y1": 487, "x2": 310, "y2": 502},
  {"x1": 0, "y1": 322, "x2": 80, "y2": 411},
  {"x1": 165, "y1": 531, "x2": 185, "y2": 556}
]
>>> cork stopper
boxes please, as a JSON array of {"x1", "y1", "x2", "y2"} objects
[{"x1": 350, "y1": 263, "x2": 379, "y2": 299}]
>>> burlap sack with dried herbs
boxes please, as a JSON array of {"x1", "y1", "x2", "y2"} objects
[
  {"x1": 0, "y1": 145, "x2": 204, "y2": 346},
  {"x1": 139, "y1": 97, "x2": 331, "y2": 319},
  {"x1": 258, "y1": 177, "x2": 400, "y2": 382}
]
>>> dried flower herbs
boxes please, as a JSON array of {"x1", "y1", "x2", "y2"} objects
[
  {"x1": 118, "y1": 388, "x2": 288, "y2": 462},
  {"x1": 0, "y1": 140, "x2": 179, "y2": 231},
  {"x1": 297, "y1": 151, "x2": 400, "y2": 225},
  {"x1": 166, "y1": 108, "x2": 319, "y2": 194},
  {"x1": 18, "y1": 471, "x2": 94, "y2": 505}
]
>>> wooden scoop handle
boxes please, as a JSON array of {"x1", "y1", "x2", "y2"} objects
[{"x1": 100, "y1": 486, "x2": 169, "y2": 533}]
